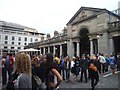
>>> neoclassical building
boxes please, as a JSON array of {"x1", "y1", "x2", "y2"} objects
[{"x1": 25, "y1": 7, "x2": 120, "y2": 58}]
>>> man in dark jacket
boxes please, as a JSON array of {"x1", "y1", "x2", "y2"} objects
[{"x1": 79, "y1": 56, "x2": 89, "y2": 83}]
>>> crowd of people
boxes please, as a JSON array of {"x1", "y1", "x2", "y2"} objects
[{"x1": 1, "y1": 52, "x2": 120, "y2": 90}]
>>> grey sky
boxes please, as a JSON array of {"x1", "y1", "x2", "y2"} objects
[{"x1": 0, "y1": 0, "x2": 120, "y2": 36}]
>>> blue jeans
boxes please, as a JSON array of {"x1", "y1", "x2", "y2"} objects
[{"x1": 66, "y1": 69, "x2": 70, "y2": 80}]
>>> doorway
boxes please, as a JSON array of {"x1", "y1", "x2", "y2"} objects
[
  {"x1": 79, "y1": 28, "x2": 90, "y2": 57},
  {"x1": 113, "y1": 36, "x2": 120, "y2": 54}
]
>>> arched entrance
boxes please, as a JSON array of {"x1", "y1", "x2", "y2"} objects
[{"x1": 79, "y1": 28, "x2": 90, "y2": 57}]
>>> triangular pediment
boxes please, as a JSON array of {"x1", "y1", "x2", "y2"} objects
[{"x1": 67, "y1": 7, "x2": 107, "y2": 25}]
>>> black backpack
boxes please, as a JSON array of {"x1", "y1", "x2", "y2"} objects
[{"x1": 6, "y1": 71, "x2": 19, "y2": 90}]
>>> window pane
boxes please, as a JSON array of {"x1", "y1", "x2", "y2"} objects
[
  {"x1": 12, "y1": 36, "x2": 15, "y2": 40},
  {"x1": 18, "y1": 37, "x2": 21, "y2": 41},
  {"x1": 4, "y1": 41, "x2": 7, "y2": 44},
  {"x1": 5, "y1": 36, "x2": 8, "y2": 40},
  {"x1": 24, "y1": 37, "x2": 27, "y2": 41}
]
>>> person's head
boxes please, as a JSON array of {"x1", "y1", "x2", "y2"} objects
[
  {"x1": 90, "y1": 54, "x2": 97, "y2": 60},
  {"x1": 81, "y1": 55, "x2": 85, "y2": 59},
  {"x1": 45, "y1": 53, "x2": 57, "y2": 72},
  {"x1": 40, "y1": 54, "x2": 46, "y2": 63},
  {"x1": 8, "y1": 53, "x2": 12, "y2": 56},
  {"x1": 72, "y1": 56, "x2": 76, "y2": 61},
  {"x1": 75, "y1": 56, "x2": 79, "y2": 61},
  {"x1": 65, "y1": 56, "x2": 70, "y2": 61},
  {"x1": 46, "y1": 53, "x2": 53, "y2": 65},
  {"x1": 33, "y1": 57, "x2": 39, "y2": 66},
  {"x1": 15, "y1": 53, "x2": 31, "y2": 74},
  {"x1": 54, "y1": 54, "x2": 58, "y2": 57}
]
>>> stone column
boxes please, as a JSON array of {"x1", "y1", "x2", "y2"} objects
[
  {"x1": 76, "y1": 42, "x2": 80, "y2": 57},
  {"x1": 48, "y1": 46, "x2": 50, "y2": 53},
  {"x1": 60, "y1": 45, "x2": 62, "y2": 57},
  {"x1": 43, "y1": 47, "x2": 45, "y2": 55},
  {"x1": 68, "y1": 39, "x2": 74, "y2": 58},
  {"x1": 53, "y1": 46, "x2": 56, "y2": 55},
  {"x1": 90, "y1": 39, "x2": 93, "y2": 55},
  {"x1": 39, "y1": 48, "x2": 41, "y2": 55},
  {"x1": 108, "y1": 38, "x2": 114, "y2": 55}
]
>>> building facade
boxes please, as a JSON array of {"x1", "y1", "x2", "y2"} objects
[
  {"x1": 0, "y1": 20, "x2": 45, "y2": 56},
  {"x1": 25, "y1": 7, "x2": 120, "y2": 58}
]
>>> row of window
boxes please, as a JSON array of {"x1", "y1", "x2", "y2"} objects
[
  {"x1": 1, "y1": 30, "x2": 41, "y2": 36},
  {"x1": 4, "y1": 46, "x2": 21, "y2": 49},
  {"x1": 4, "y1": 36, "x2": 38, "y2": 42},
  {"x1": 4, "y1": 41, "x2": 27, "y2": 45}
]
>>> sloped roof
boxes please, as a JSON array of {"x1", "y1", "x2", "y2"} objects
[{"x1": 66, "y1": 7, "x2": 120, "y2": 25}]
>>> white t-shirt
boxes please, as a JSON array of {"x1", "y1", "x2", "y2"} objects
[
  {"x1": 98, "y1": 56, "x2": 106, "y2": 63},
  {"x1": 71, "y1": 61, "x2": 75, "y2": 68}
]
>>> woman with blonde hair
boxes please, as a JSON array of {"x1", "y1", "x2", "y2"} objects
[{"x1": 15, "y1": 53, "x2": 32, "y2": 89}]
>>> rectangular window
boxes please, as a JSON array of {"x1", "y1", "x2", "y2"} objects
[
  {"x1": 4, "y1": 46, "x2": 7, "y2": 49},
  {"x1": 18, "y1": 37, "x2": 21, "y2": 41},
  {"x1": 4, "y1": 41, "x2": 7, "y2": 44},
  {"x1": 17, "y1": 47, "x2": 21, "y2": 49},
  {"x1": 12, "y1": 36, "x2": 15, "y2": 40},
  {"x1": 35, "y1": 39, "x2": 38, "y2": 42},
  {"x1": 30, "y1": 38, "x2": 33, "y2": 42},
  {"x1": 41, "y1": 37, "x2": 44, "y2": 40},
  {"x1": 5, "y1": 36, "x2": 8, "y2": 40},
  {"x1": 11, "y1": 47, "x2": 14, "y2": 49},
  {"x1": 24, "y1": 37, "x2": 27, "y2": 41},
  {"x1": 4, "y1": 30, "x2": 9, "y2": 33},
  {"x1": 18, "y1": 42, "x2": 21, "y2": 45}
]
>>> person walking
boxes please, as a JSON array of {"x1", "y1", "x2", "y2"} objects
[
  {"x1": 89, "y1": 55, "x2": 99, "y2": 90},
  {"x1": 98, "y1": 53, "x2": 106, "y2": 74},
  {"x1": 109, "y1": 55, "x2": 117, "y2": 76}
]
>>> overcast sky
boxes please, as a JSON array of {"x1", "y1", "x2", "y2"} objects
[{"x1": 0, "y1": 0, "x2": 120, "y2": 36}]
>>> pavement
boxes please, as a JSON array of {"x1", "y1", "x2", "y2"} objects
[
  {"x1": 0, "y1": 69, "x2": 119, "y2": 90},
  {"x1": 59, "y1": 70, "x2": 120, "y2": 89}
]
